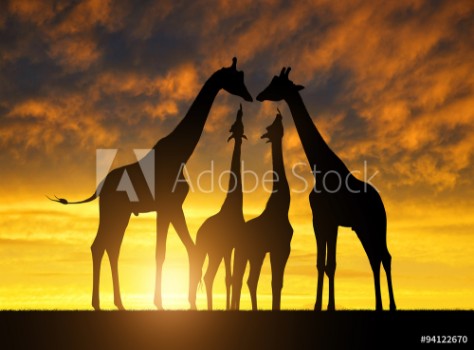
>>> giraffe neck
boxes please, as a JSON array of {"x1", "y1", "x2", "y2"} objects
[
  {"x1": 284, "y1": 91, "x2": 350, "y2": 177},
  {"x1": 221, "y1": 138, "x2": 243, "y2": 211},
  {"x1": 154, "y1": 72, "x2": 221, "y2": 163},
  {"x1": 264, "y1": 139, "x2": 290, "y2": 214},
  {"x1": 271, "y1": 139, "x2": 289, "y2": 195}
]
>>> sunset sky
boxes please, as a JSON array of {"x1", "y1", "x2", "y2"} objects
[{"x1": 1, "y1": 0, "x2": 473, "y2": 310}]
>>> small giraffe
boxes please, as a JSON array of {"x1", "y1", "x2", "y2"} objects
[
  {"x1": 232, "y1": 110, "x2": 293, "y2": 311},
  {"x1": 49, "y1": 58, "x2": 253, "y2": 310},
  {"x1": 257, "y1": 67, "x2": 396, "y2": 311},
  {"x1": 189, "y1": 104, "x2": 247, "y2": 310}
]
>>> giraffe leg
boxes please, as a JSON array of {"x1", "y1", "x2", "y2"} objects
[
  {"x1": 108, "y1": 249, "x2": 124, "y2": 310},
  {"x1": 224, "y1": 249, "x2": 232, "y2": 310},
  {"x1": 382, "y1": 249, "x2": 396, "y2": 311},
  {"x1": 105, "y1": 211, "x2": 130, "y2": 311},
  {"x1": 155, "y1": 213, "x2": 171, "y2": 310},
  {"x1": 170, "y1": 207, "x2": 196, "y2": 309},
  {"x1": 189, "y1": 243, "x2": 206, "y2": 310},
  {"x1": 270, "y1": 248, "x2": 290, "y2": 311},
  {"x1": 108, "y1": 251, "x2": 124, "y2": 310},
  {"x1": 231, "y1": 249, "x2": 247, "y2": 310},
  {"x1": 204, "y1": 253, "x2": 222, "y2": 310},
  {"x1": 247, "y1": 253, "x2": 265, "y2": 311},
  {"x1": 170, "y1": 207, "x2": 194, "y2": 252},
  {"x1": 371, "y1": 257, "x2": 383, "y2": 311},
  {"x1": 91, "y1": 204, "x2": 130, "y2": 311},
  {"x1": 91, "y1": 234, "x2": 105, "y2": 311},
  {"x1": 313, "y1": 218, "x2": 327, "y2": 311},
  {"x1": 326, "y1": 226, "x2": 338, "y2": 311}
]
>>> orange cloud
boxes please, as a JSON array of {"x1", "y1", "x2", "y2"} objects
[
  {"x1": 4, "y1": 95, "x2": 119, "y2": 154},
  {"x1": 153, "y1": 64, "x2": 201, "y2": 101},
  {"x1": 203, "y1": 101, "x2": 232, "y2": 133},
  {"x1": 91, "y1": 64, "x2": 200, "y2": 100},
  {"x1": 143, "y1": 100, "x2": 179, "y2": 121},
  {"x1": 179, "y1": 0, "x2": 473, "y2": 195},
  {"x1": 282, "y1": 1, "x2": 474, "y2": 192},
  {"x1": 5, "y1": 0, "x2": 127, "y2": 71},
  {"x1": 2, "y1": 0, "x2": 473, "y2": 194},
  {"x1": 48, "y1": 35, "x2": 101, "y2": 71},
  {"x1": 8, "y1": 0, "x2": 56, "y2": 25},
  {"x1": 49, "y1": 0, "x2": 123, "y2": 37}
]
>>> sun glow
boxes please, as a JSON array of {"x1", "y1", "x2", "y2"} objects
[{"x1": 2, "y1": 196, "x2": 473, "y2": 310}]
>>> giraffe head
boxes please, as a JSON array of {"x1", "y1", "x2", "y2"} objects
[
  {"x1": 256, "y1": 67, "x2": 304, "y2": 102},
  {"x1": 228, "y1": 104, "x2": 247, "y2": 142},
  {"x1": 261, "y1": 109, "x2": 284, "y2": 143},
  {"x1": 218, "y1": 57, "x2": 253, "y2": 102}
]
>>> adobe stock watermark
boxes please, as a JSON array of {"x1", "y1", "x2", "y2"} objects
[
  {"x1": 96, "y1": 149, "x2": 155, "y2": 202},
  {"x1": 96, "y1": 149, "x2": 381, "y2": 202},
  {"x1": 292, "y1": 162, "x2": 380, "y2": 194}
]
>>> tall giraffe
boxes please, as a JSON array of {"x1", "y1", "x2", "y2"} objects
[
  {"x1": 49, "y1": 58, "x2": 253, "y2": 310},
  {"x1": 189, "y1": 104, "x2": 246, "y2": 310},
  {"x1": 232, "y1": 110, "x2": 293, "y2": 311},
  {"x1": 256, "y1": 68, "x2": 396, "y2": 311}
]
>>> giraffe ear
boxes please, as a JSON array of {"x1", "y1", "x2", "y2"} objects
[{"x1": 295, "y1": 85, "x2": 304, "y2": 91}]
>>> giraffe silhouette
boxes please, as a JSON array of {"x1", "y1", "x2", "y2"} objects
[
  {"x1": 189, "y1": 104, "x2": 247, "y2": 310},
  {"x1": 232, "y1": 110, "x2": 293, "y2": 311},
  {"x1": 257, "y1": 68, "x2": 396, "y2": 311},
  {"x1": 49, "y1": 58, "x2": 253, "y2": 310}
]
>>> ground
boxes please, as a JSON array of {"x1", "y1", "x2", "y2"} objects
[{"x1": 1, "y1": 311, "x2": 472, "y2": 349}]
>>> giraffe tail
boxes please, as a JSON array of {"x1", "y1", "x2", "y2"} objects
[{"x1": 46, "y1": 193, "x2": 97, "y2": 205}]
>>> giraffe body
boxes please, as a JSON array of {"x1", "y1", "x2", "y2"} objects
[
  {"x1": 189, "y1": 105, "x2": 246, "y2": 310},
  {"x1": 232, "y1": 112, "x2": 293, "y2": 311},
  {"x1": 51, "y1": 59, "x2": 252, "y2": 310},
  {"x1": 257, "y1": 68, "x2": 396, "y2": 311}
]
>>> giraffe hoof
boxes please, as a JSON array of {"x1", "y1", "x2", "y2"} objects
[{"x1": 92, "y1": 301, "x2": 100, "y2": 311}]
